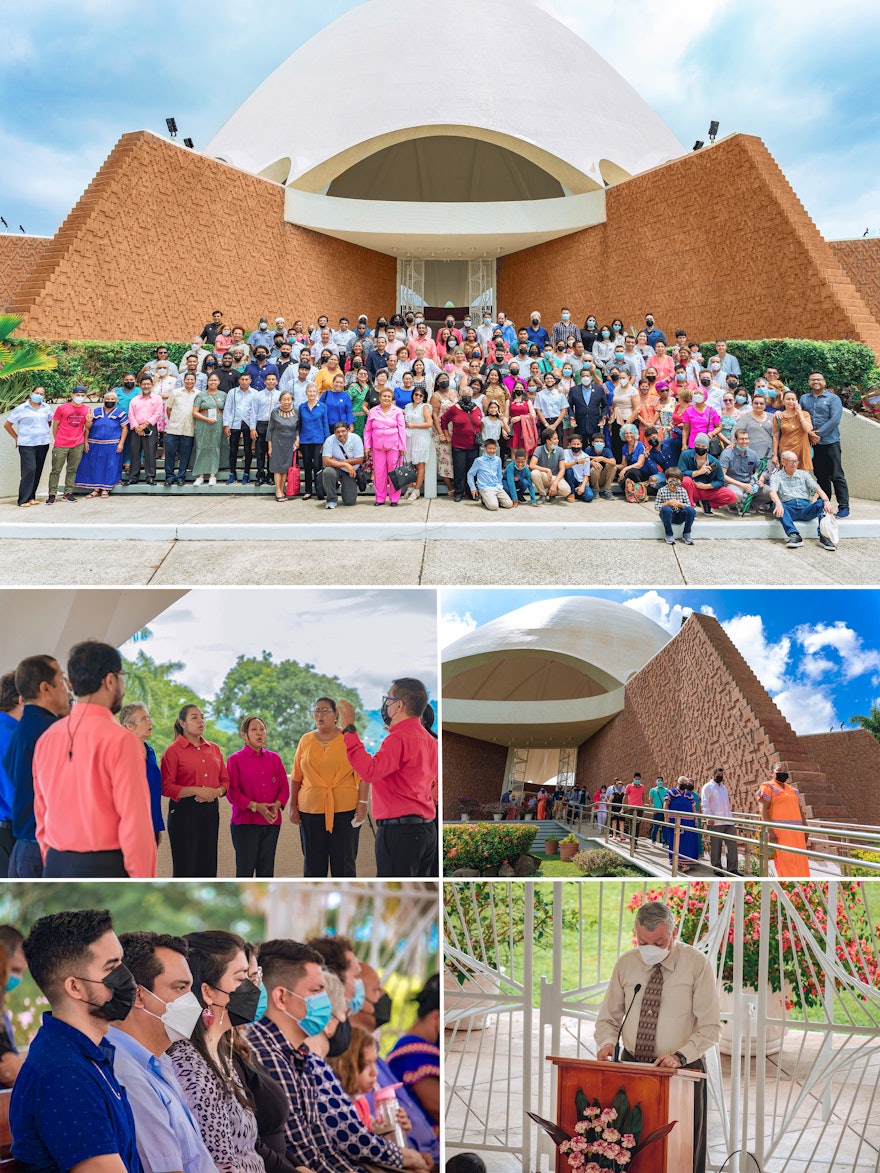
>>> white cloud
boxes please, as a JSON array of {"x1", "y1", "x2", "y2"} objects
[
  {"x1": 700, "y1": 604, "x2": 716, "y2": 616},
  {"x1": 800, "y1": 656, "x2": 835, "y2": 682},
  {"x1": 440, "y1": 610, "x2": 477, "y2": 648},
  {"x1": 721, "y1": 614, "x2": 790, "y2": 692},
  {"x1": 794, "y1": 622, "x2": 880, "y2": 682},
  {"x1": 772, "y1": 684, "x2": 837, "y2": 735},
  {"x1": 624, "y1": 591, "x2": 692, "y2": 634}
]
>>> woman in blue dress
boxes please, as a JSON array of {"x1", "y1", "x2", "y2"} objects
[
  {"x1": 664, "y1": 777, "x2": 699, "y2": 873},
  {"x1": 387, "y1": 975, "x2": 441, "y2": 1140},
  {"x1": 75, "y1": 390, "x2": 128, "y2": 496}
]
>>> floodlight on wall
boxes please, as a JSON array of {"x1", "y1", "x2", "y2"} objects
[
  {"x1": 183, "y1": 138, "x2": 194, "y2": 149},
  {"x1": 708, "y1": 120, "x2": 720, "y2": 142},
  {"x1": 166, "y1": 117, "x2": 178, "y2": 138},
  {"x1": 693, "y1": 140, "x2": 704, "y2": 151}
]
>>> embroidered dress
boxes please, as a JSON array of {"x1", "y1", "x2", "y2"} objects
[
  {"x1": 74, "y1": 406, "x2": 127, "y2": 489},
  {"x1": 387, "y1": 1035, "x2": 440, "y2": 1133}
]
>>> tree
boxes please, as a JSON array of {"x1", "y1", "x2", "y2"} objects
[
  {"x1": 850, "y1": 706, "x2": 880, "y2": 742},
  {"x1": 121, "y1": 649, "x2": 236, "y2": 758},
  {"x1": 213, "y1": 652, "x2": 365, "y2": 765},
  {"x1": 0, "y1": 314, "x2": 58, "y2": 412}
]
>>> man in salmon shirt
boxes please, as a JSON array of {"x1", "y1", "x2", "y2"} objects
[
  {"x1": 336, "y1": 678, "x2": 437, "y2": 878},
  {"x1": 47, "y1": 385, "x2": 92, "y2": 503},
  {"x1": 32, "y1": 641, "x2": 157, "y2": 878}
]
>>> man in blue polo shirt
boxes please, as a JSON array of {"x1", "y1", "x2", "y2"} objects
[
  {"x1": 800, "y1": 372, "x2": 850, "y2": 518},
  {"x1": 3, "y1": 654, "x2": 71, "y2": 879},
  {"x1": 10, "y1": 908, "x2": 142, "y2": 1173}
]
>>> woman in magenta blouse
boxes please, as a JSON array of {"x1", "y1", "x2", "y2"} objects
[
  {"x1": 160, "y1": 704, "x2": 228, "y2": 878},
  {"x1": 225, "y1": 716, "x2": 289, "y2": 879}
]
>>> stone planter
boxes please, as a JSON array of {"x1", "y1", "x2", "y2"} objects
[
  {"x1": 545, "y1": 839, "x2": 559, "y2": 855},
  {"x1": 560, "y1": 842, "x2": 578, "y2": 861},
  {"x1": 718, "y1": 985, "x2": 786, "y2": 1056},
  {"x1": 460, "y1": 813, "x2": 470, "y2": 822},
  {"x1": 524, "y1": 813, "x2": 534, "y2": 821},
  {"x1": 493, "y1": 814, "x2": 503, "y2": 821}
]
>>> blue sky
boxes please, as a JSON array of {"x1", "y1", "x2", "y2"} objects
[
  {"x1": 440, "y1": 589, "x2": 880, "y2": 736},
  {"x1": 2, "y1": 0, "x2": 879, "y2": 240}
]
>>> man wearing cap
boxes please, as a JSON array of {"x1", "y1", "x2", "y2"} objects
[
  {"x1": 248, "y1": 319, "x2": 274, "y2": 351},
  {"x1": 595, "y1": 900, "x2": 720, "y2": 1173},
  {"x1": 678, "y1": 435, "x2": 738, "y2": 513},
  {"x1": 47, "y1": 387, "x2": 92, "y2": 503}
]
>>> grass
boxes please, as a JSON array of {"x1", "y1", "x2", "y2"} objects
[{"x1": 531, "y1": 855, "x2": 581, "y2": 877}]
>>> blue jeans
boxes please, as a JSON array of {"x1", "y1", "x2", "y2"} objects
[
  {"x1": 164, "y1": 433, "x2": 194, "y2": 482},
  {"x1": 659, "y1": 503, "x2": 695, "y2": 537},
  {"x1": 564, "y1": 469, "x2": 594, "y2": 500},
  {"x1": 9, "y1": 838, "x2": 43, "y2": 878},
  {"x1": 777, "y1": 497, "x2": 823, "y2": 536}
]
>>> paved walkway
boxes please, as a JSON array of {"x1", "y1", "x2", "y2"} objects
[{"x1": 1, "y1": 494, "x2": 877, "y2": 585}]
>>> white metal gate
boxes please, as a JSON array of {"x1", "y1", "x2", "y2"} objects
[
  {"x1": 444, "y1": 881, "x2": 880, "y2": 1172},
  {"x1": 398, "y1": 258, "x2": 426, "y2": 313}
]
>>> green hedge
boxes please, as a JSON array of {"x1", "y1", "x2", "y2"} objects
[
  {"x1": 699, "y1": 339, "x2": 877, "y2": 395},
  {"x1": 5, "y1": 340, "x2": 191, "y2": 404},
  {"x1": 443, "y1": 823, "x2": 538, "y2": 874},
  {"x1": 843, "y1": 850, "x2": 880, "y2": 878}
]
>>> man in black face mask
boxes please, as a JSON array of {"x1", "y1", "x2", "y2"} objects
[
  {"x1": 113, "y1": 372, "x2": 139, "y2": 477},
  {"x1": 10, "y1": 909, "x2": 142, "y2": 1173}
]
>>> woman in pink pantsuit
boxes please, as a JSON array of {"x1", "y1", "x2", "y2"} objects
[{"x1": 364, "y1": 386, "x2": 407, "y2": 505}]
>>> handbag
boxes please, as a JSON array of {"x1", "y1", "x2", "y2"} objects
[
  {"x1": 624, "y1": 476, "x2": 648, "y2": 503},
  {"x1": 818, "y1": 510, "x2": 839, "y2": 546},
  {"x1": 388, "y1": 460, "x2": 417, "y2": 491},
  {"x1": 285, "y1": 461, "x2": 301, "y2": 497}
]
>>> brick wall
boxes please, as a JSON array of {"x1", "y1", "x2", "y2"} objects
[
  {"x1": 442, "y1": 731, "x2": 508, "y2": 818},
  {"x1": 499, "y1": 135, "x2": 880, "y2": 356},
  {"x1": 0, "y1": 235, "x2": 52, "y2": 314},
  {"x1": 799, "y1": 729, "x2": 880, "y2": 829},
  {"x1": 574, "y1": 613, "x2": 852, "y2": 823},
  {"x1": 11, "y1": 131, "x2": 397, "y2": 342},
  {"x1": 830, "y1": 239, "x2": 880, "y2": 330}
]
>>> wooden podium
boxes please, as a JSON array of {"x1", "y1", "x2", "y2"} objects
[{"x1": 546, "y1": 1056, "x2": 702, "y2": 1173}]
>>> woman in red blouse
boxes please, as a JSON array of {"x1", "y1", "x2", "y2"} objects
[{"x1": 161, "y1": 704, "x2": 229, "y2": 877}]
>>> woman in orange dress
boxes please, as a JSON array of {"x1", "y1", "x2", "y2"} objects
[
  {"x1": 772, "y1": 389, "x2": 813, "y2": 470},
  {"x1": 756, "y1": 765, "x2": 810, "y2": 877}
]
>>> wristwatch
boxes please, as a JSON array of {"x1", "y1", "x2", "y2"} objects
[
  {"x1": 673, "y1": 1051, "x2": 687, "y2": 1067},
  {"x1": 342, "y1": 724, "x2": 357, "y2": 735}
]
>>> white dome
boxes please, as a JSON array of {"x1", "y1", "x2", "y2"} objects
[
  {"x1": 204, "y1": 0, "x2": 684, "y2": 193},
  {"x1": 443, "y1": 596, "x2": 669, "y2": 746}
]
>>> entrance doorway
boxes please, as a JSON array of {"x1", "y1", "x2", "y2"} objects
[{"x1": 397, "y1": 258, "x2": 496, "y2": 325}]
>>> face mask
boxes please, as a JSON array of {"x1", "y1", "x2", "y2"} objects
[
  {"x1": 695, "y1": 447, "x2": 708, "y2": 456},
  {"x1": 372, "y1": 991, "x2": 393, "y2": 1028},
  {"x1": 79, "y1": 963, "x2": 138, "y2": 1022},
  {"x1": 593, "y1": 442, "x2": 604, "y2": 452},
  {"x1": 142, "y1": 989, "x2": 202, "y2": 1043},
  {"x1": 587, "y1": 319, "x2": 596, "y2": 328},
  {"x1": 774, "y1": 770, "x2": 789, "y2": 783},
  {"x1": 223, "y1": 978, "x2": 262, "y2": 1027},
  {"x1": 284, "y1": 988, "x2": 333, "y2": 1036},
  {"x1": 694, "y1": 393, "x2": 705, "y2": 403},
  {"x1": 614, "y1": 353, "x2": 625, "y2": 361},
  {"x1": 619, "y1": 377, "x2": 629, "y2": 386},
  {"x1": 349, "y1": 977, "x2": 366, "y2": 1015},
  {"x1": 570, "y1": 447, "x2": 582, "y2": 456},
  {"x1": 326, "y1": 1016, "x2": 352, "y2": 1057},
  {"x1": 637, "y1": 944, "x2": 670, "y2": 966},
  {"x1": 601, "y1": 331, "x2": 610, "y2": 339},
  {"x1": 736, "y1": 395, "x2": 747, "y2": 404},
  {"x1": 648, "y1": 436, "x2": 659, "y2": 446},
  {"x1": 255, "y1": 983, "x2": 269, "y2": 1021},
  {"x1": 562, "y1": 369, "x2": 572, "y2": 377},
  {"x1": 464, "y1": 319, "x2": 472, "y2": 328},
  {"x1": 646, "y1": 374, "x2": 656, "y2": 381},
  {"x1": 30, "y1": 393, "x2": 44, "y2": 404},
  {"x1": 676, "y1": 373, "x2": 686, "y2": 382},
  {"x1": 123, "y1": 380, "x2": 136, "y2": 389},
  {"x1": 380, "y1": 695, "x2": 402, "y2": 723},
  {"x1": 6, "y1": 974, "x2": 21, "y2": 993},
  {"x1": 768, "y1": 390, "x2": 778, "y2": 399},
  {"x1": 710, "y1": 362, "x2": 721, "y2": 370},
  {"x1": 562, "y1": 313, "x2": 570, "y2": 321},
  {"x1": 73, "y1": 395, "x2": 86, "y2": 405},
  {"x1": 259, "y1": 322, "x2": 268, "y2": 330},
  {"x1": 104, "y1": 400, "x2": 117, "y2": 409},
  {"x1": 222, "y1": 329, "x2": 231, "y2": 336},
  {"x1": 646, "y1": 318, "x2": 654, "y2": 326}
]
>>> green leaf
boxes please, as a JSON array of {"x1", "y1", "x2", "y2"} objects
[{"x1": 575, "y1": 1087, "x2": 589, "y2": 1120}]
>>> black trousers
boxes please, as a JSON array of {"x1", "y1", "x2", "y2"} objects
[
  {"x1": 610, "y1": 422, "x2": 626, "y2": 463},
  {"x1": 300, "y1": 443, "x2": 324, "y2": 496},
  {"x1": 623, "y1": 1051, "x2": 707, "y2": 1173},
  {"x1": 299, "y1": 810, "x2": 359, "y2": 877},
  {"x1": 254, "y1": 421, "x2": 269, "y2": 479},
  {"x1": 451, "y1": 446, "x2": 478, "y2": 498},
  {"x1": 231, "y1": 823, "x2": 280, "y2": 877},
  {"x1": 167, "y1": 798, "x2": 219, "y2": 877},
  {"x1": 375, "y1": 819, "x2": 436, "y2": 877},
  {"x1": 0, "y1": 820, "x2": 15, "y2": 877},
  {"x1": 18, "y1": 444, "x2": 49, "y2": 504},
  {"x1": 321, "y1": 467, "x2": 359, "y2": 505},
  {"x1": 44, "y1": 848, "x2": 127, "y2": 877},
  {"x1": 129, "y1": 429, "x2": 157, "y2": 479},
  {"x1": 228, "y1": 424, "x2": 253, "y2": 478},
  {"x1": 812, "y1": 441, "x2": 849, "y2": 508}
]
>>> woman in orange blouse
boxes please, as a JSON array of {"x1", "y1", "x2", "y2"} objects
[
  {"x1": 756, "y1": 765, "x2": 810, "y2": 878},
  {"x1": 289, "y1": 697, "x2": 365, "y2": 878},
  {"x1": 161, "y1": 704, "x2": 229, "y2": 878}
]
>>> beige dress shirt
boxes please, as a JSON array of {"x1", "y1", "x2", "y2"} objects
[{"x1": 594, "y1": 941, "x2": 721, "y2": 1064}]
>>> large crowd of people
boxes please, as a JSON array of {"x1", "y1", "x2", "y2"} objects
[
  {"x1": 3, "y1": 908, "x2": 440, "y2": 1172},
  {"x1": 0, "y1": 642, "x2": 438, "y2": 880},
  {"x1": 5, "y1": 309, "x2": 851, "y2": 545}
]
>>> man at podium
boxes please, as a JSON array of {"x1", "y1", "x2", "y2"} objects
[{"x1": 594, "y1": 900, "x2": 721, "y2": 1173}]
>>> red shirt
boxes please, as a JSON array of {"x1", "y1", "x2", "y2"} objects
[
  {"x1": 160, "y1": 735, "x2": 229, "y2": 799},
  {"x1": 624, "y1": 782, "x2": 645, "y2": 808},
  {"x1": 342, "y1": 718, "x2": 437, "y2": 820},
  {"x1": 226, "y1": 745, "x2": 289, "y2": 825},
  {"x1": 32, "y1": 704, "x2": 157, "y2": 877},
  {"x1": 52, "y1": 401, "x2": 92, "y2": 447}
]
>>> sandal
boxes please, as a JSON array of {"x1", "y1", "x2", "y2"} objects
[
  {"x1": 86, "y1": 489, "x2": 101, "y2": 499},
  {"x1": 275, "y1": 495, "x2": 285, "y2": 502},
  {"x1": 303, "y1": 493, "x2": 312, "y2": 501},
  {"x1": 100, "y1": 489, "x2": 110, "y2": 498}
]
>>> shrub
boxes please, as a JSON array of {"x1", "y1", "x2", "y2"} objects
[
  {"x1": 700, "y1": 338, "x2": 876, "y2": 395},
  {"x1": 844, "y1": 850, "x2": 880, "y2": 878},
  {"x1": 4, "y1": 339, "x2": 191, "y2": 406},
  {"x1": 443, "y1": 823, "x2": 538, "y2": 874},
  {"x1": 574, "y1": 848, "x2": 646, "y2": 878}
]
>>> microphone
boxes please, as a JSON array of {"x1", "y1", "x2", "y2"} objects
[{"x1": 614, "y1": 983, "x2": 642, "y2": 1062}]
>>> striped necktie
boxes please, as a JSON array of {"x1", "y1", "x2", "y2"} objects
[{"x1": 633, "y1": 964, "x2": 664, "y2": 1062}]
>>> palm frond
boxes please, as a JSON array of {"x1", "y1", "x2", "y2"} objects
[
  {"x1": 0, "y1": 343, "x2": 58, "y2": 380},
  {"x1": 0, "y1": 315, "x2": 24, "y2": 345}
]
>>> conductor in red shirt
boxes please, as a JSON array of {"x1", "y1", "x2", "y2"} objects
[{"x1": 337, "y1": 678, "x2": 438, "y2": 877}]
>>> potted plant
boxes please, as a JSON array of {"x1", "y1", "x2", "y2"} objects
[
  {"x1": 458, "y1": 796, "x2": 476, "y2": 822},
  {"x1": 485, "y1": 802, "x2": 507, "y2": 822},
  {"x1": 559, "y1": 833, "x2": 579, "y2": 861},
  {"x1": 545, "y1": 834, "x2": 560, "y2": 856}
]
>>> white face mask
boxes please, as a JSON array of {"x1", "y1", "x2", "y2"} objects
[
  {"x1": 638, "y1": 944, "x2": 671, "y2": 966},
  {"x1": 141, "y1": 989, "x2": 202, "y2": 1043},
  {"x1": 72, "y1": 395, "x2": 86, "y2": 404}
]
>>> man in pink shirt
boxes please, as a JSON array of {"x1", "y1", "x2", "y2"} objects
[
  {"x1": 337, "y1": 678, "x2": 437, "y2": 878},
  {"x1": 47, "y1": 385, "x2": 92, "y2": 502},
  {"x1": 33, "y1": 640, "x2": 157, "y2": 878},
  {"x1": 624, "y1": 772, "x2": 647, "y2": 839},
  {"x1": 226, "y1": 716, "x2": 289, "y2": 878},
  {"x1": 125, "y1": 374, "x2": 165, "y2": 484}
]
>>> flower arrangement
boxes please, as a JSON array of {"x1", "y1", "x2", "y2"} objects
[
  {"x1": 458, "y1": 795, "x2": 477, "y2": 815},
  {"x1": 627, "y1": 881, "x2": 880, "y2": 1008},
  {"x1": 559, "y1": 1085, "x2": 675, "y2": 1170}
]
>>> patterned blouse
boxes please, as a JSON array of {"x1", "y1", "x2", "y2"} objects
[
  {"x1": 387, "y1": 1034, "x2": 441, "y2": 1130},
  {"x1": 168, "y1": 1038, "x2": 264, "y2": 1173}
]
